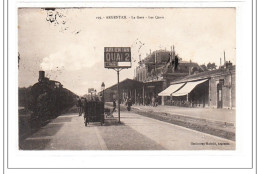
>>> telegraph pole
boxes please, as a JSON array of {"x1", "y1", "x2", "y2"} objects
[
  {"x1": 154, "y1": 50, "x2": 156, "y2": 79},
  {"x1": 117, "y1": 69, "x2": 121, "y2": 123}
]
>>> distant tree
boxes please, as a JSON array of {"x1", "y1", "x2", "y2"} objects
[
  {"x1": 207, "y1": 62, "x2": 217, "y2": 70},
  {"x1": 200, "y1": 64, "x2": 208, "y2": 71}
]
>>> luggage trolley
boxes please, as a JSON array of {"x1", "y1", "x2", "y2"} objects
[{"x1": 84, "y1": 101, "x2": 104, "y2": 126}]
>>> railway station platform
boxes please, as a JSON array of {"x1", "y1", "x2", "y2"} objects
[
  {"x1": 132, "y1": 105, "x2": 235, "y2": 124},
  {"x1": 106, "y1": 103, "x2": 236, "y2": 141}
]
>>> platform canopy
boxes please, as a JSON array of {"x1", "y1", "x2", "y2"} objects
[
  {"x1": 158, "y1": 83, "x2": 185, "y2": 96},
  {"x1": 172, "y1": 79, "x2": 208, "y2": 96}
]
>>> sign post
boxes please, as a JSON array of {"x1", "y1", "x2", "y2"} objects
[
  {"x1": 104, "y1": 47, "x2": 131, "y2": 123},
  {"x1": 117, "y1": 70, "x2": 120, "y2": 123},
  {"x1": 88, "y1": 88, "x2": 95, "y2": 99}
]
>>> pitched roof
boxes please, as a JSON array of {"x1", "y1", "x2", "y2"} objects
[
  {"x1": 105, "y1": 78, "x2": 143, "y2": 91},
  {"x1": 171, "y1": 65, "x2": 235, "y2": 84}
]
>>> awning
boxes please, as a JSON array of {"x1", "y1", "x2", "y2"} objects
[
  {"x1": 158, "y1": 83, "x2": 185, "y2": 96},
  {"x1": 172, "y1": 79, "x2": 208, "y2": 96}
]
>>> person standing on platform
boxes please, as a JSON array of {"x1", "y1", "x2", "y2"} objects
[
  {"x1": 77, "y1": 96, "x2": 83, "y2": 116},
  {"x1": 83, "y1": 98, "x2": 89, "y2": 126},
  {"x1": 127, "y1": 97, "x2": 132, "y2": 111},
  {"x1": 111, "y1": 99, "x2": 116, "y2": 116},
  {"x1": 152, "y1": 96, "x2": 155, "y2": 107},
  {"x1": 155, "y1": 96, "x2": 158, "y2": 107}
]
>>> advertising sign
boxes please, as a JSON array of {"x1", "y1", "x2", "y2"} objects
[
  {"x1": 88, "y1": 88, "x2": 95, "y2": 94},
  {"x1": 104, "y1": 47, "x2": 131, "y2": 68}
]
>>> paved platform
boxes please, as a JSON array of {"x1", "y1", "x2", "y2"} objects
[
  {"x1": 117, "y1": 104, "x2": 236, "y2": 124},
  {"x1": 20, "y1": 111, "x2": 235, "y2": 150},
  {"x1": 121, "y1": 112, "x2": 235, "y2": 150},
  {"x1": 106, "y1": 103, "x2": 236, "y2": 140}
]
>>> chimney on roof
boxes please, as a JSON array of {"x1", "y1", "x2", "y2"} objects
[
  {"x1": 224, "y1": 51, "x2": 226, "y2": 65},
  {"x1": 39, "y1": 71, "x2": 45, "y2": 82}
]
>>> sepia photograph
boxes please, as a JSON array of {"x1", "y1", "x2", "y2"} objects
[{"x1": 18, "y1": 7, "x2": 236, "y2": 151}]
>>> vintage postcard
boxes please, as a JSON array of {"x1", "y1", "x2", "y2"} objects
[
  {"x1": 3, "y1": 0, "x2": 254, "y2": 171},
  {"x1": 18, "y1": 7, "x2": 236, "y2": 151}
]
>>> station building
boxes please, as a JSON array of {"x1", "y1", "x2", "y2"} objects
[
  {"x1": 103, "y1": 49, "x2": 236, "y2": 109},
  {"x1": 159, "y1": 62, "x2": 235, "y2": 109},
  {"x1": 134, "y1": 50, "x2": 203, "y2": 104}
]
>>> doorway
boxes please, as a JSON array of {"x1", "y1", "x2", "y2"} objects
[{"x1": 217, "y1": 83, "x2": 223, "y2": 108}]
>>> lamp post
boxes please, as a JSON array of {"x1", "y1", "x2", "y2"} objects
[{"x1": 101, "y1": 82, "x2": 105, "y2": 103}]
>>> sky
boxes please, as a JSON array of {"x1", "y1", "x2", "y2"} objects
[{"x1": 18, "y1": 8, "x2": 236, "y2": 96}]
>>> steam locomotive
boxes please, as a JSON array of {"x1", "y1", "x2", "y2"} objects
[{"x1": 29, "y1": 71, "x2": 77, "y2": 125}]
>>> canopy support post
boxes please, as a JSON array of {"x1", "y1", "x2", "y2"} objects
[{"x1": 162, "y1": 96, "x2": 165, "y2": 105}]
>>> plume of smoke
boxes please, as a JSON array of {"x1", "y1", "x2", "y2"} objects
[{"x1": 40, "y1": 43, "x2": 98, "y2": 71}]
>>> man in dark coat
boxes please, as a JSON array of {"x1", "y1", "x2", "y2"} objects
[
  {"x1": 127, "y1": 97, "x2": 132, "y2": 111},
  {"x1": 111, "y1": 99, "x2": 116, "y2": 116},
  {"x1": 83, "y1": 98, "x2": 89, "y2": 126},
  {"x1": 77, "y1": 96, "x2": 82, "y2": 116}
]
